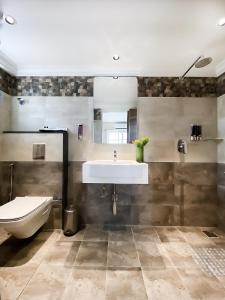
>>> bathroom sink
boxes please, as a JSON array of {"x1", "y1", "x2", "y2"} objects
[{"x1": 82, "y1": 160, "x2": 148, "y2": 184}]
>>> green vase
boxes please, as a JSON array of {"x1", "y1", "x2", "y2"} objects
[{"x1": 136, "y1": 146, "x2": 144, "y2": 162}]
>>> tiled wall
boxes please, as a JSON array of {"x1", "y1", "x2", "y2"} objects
[
  {"x1": 0, "y1": 68, "x2": 17, "y2": 96},
  {"x1": 217, "y1": 94, "x2": 225, "y2": 229},
  {"x1": 0, "y1": 161, "x2": 217, "y2": 227},
  {"x1": 217, "y1": 72, "x2": 225, "y2": 97},
  {"x1": 0, "y1": 66, "x2": 220, "y2": 98},
  {"x1": 0, "y1": 161, "x2": 62, "y2": 229},
  {"x1": 217, "y1": 164, "x2": 225, "y2": 230},
  {"x1": 138, "y1": 97, "x2": 217, "y2": 163},
  {"x1": 69, "y1": 162, "x2": 217, "y2": 226},
  {"x1": 0, "y1": 66, "x2": 222, "y2": 228},
  {"x1": 17, "y1": 76, "x2": 94, "y2": 97},
  {"x1": 138, "y1": 77, "x2": 217, "y2": 97}
]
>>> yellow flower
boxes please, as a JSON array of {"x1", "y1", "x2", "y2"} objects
[{"x1": 133, "y1": 137, "x2": 150, "y2": 147}]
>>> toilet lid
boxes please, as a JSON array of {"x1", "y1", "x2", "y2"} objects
[{"x1": 0, "y1": 196, "x2": 53, "y2": 221}]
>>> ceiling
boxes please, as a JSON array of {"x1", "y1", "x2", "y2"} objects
[{"x1": 1, "y1": 0, "x2": 225, "y2": 76}]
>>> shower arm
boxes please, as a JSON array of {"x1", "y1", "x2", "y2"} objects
[{"x1": 179, "y1": 56, "x2": 202, "y2": 80}]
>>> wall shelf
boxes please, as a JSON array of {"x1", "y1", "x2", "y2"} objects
[{"x1": 189, "y1": 138, "x2": 224, "y2": 142}]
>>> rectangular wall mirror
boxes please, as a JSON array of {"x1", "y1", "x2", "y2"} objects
[{"x1": 93, "y1": 77, "x2": 137, "y2": 144}]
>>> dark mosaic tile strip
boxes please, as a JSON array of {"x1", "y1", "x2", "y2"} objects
[
  {"x1": 17, "y1": 76, "x2": 94, "y2": 96},
  {"x1": 138, "y1": 77, "x2": 217, "y2": 97},
  {"x1": 0, "y1": 66, "x2": 220, "y2": 98},
  {"x1": 0, "y1": 68, "x2": 17, "y2": 96},
  {"x1": 217, "y1": 72, "x2": 225, "y2": 97}
]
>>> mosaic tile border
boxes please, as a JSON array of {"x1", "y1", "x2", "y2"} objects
[
  {"x1": 1, "y1": 67, "x2": 225, "y2": 97},
  {"x1": 217, "y1": 72, "x2": 225, "y2": 97},
  {"x1": 138, "y1": 77, "x2": 217, "y2": 97},
  {"x1": 0, "y1": 68, "x2": 17, "y2": 96},
  {"x1": 17, "y1": 76, "x2": 94, "y2": 97}
]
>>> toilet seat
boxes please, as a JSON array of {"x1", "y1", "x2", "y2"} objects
[{"x1": 0, "y1": 196, "x2": 53, "y2": 222}]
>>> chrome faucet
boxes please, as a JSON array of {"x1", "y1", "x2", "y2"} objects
[{"x1": 113, "y1": 150, "x2": 117, "y2": 161}]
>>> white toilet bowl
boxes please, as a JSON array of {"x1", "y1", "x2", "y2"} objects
[{"x1": 0, "y1": 196, "x2": 53, "y2": 238}]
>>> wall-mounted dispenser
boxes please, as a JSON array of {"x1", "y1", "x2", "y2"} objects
[
  {"x1": 177, "y1": 139, "x2": 187, "y2": 154},
  {"x1": 191, "y1": 124, "x2": 202, "y2": 141},
  {"x1": 17, "y1": 97, "x2": 25, "y2": 105},
  {"x1": 77, "y1": 124, "x2": 83, "y2": 140}
]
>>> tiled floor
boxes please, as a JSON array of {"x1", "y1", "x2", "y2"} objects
[{"x1": 1, "y1": 226, "x2": 225, "y2": 299}]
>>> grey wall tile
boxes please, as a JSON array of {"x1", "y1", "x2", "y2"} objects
[
  {"x1": 217, "y1": 72, "x2": 225, "y2": 97},
  {"x1": 174, "y1": 163, "x2": 217, "y2": 186},
  {"x1": 183, "y1": 204, "x2": 217, "y2": 226}
]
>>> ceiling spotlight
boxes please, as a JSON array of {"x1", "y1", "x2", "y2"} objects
[
  {"x1": 217, "y1": 18, "x2": 225, "y2": 26},
  {"x1": 5, "y1": 15, "x2": 16, "y2": 25},
  {"x1": 113, "y1": 55, "x2": 120, "y2": 61},
  {"x1": 113, "y1": 76, "x2": 118, "y2": 79}
]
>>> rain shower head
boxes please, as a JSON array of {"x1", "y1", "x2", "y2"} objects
[
  {"x1": 195, "y1": 57, "x2": 212, "y2": 68},
  {"x1": 179, "y1": 56, "x2": 213, "y2": 80}
]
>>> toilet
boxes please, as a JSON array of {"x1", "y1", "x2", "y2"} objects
[{"x1": 0, "y1": 196, "x2": 53, "y2": 239}]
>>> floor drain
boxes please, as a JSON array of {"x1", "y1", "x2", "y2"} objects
[{"x1": 202, "y1": 230, "x2": 218, "y2": 238}]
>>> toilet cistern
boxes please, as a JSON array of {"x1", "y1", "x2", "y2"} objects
[{"x1": 113, "y1": 150, "x2": 117, "y2": 161}]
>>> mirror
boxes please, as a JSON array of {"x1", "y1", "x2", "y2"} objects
[{"x1": 93, "y1": 77, "x2": 137, "y2": 144}]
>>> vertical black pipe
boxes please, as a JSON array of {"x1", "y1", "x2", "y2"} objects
[{"x1": 62, "y1": 131, "x2": 68, "y2": 230}]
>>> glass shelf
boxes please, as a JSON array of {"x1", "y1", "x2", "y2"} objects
[{"x1": 189, "y1": 138, "x2": 224, "y2": 142}]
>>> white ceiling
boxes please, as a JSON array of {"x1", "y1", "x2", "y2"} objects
[{"x1": 1, "y1": 0, "x2": 225, "y2": 76}]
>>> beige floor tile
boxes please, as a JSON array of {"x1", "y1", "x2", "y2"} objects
[
  {"x1": 132, "y1": 226, "x2": 160, "y2": 242},
  {"x1": 44, "y1": 241, "x2": 80, "y2": 266},
  {"x1": 107, "y1": 241, "x2": 140, "y2": 268},
  {"x1": 178, "y1": 227, "x2": 214, "y2": 246},
  {"x1": 0, "y1": 237, "x2": 50, "y2": 267},
  {"x1": 19, "y1": 264, "x2": 72, "y2": 300},
  {"x1": 75, "y1": 241, "x2": 108, "y2": 267},
  {"x1": 83, "y1": 227, "x2": 108, "y2": 241},
  {"x1": 142, "y1": 268, "x2": 192, "y2": 300},
  {"x1": 162, "y1": 242, "x2": 199, "y2": 268},
  {"x1": 34, "y1": 229, "x2": 61, "y2": 242},
  {"x1": 178, "y1": 267, "x2": 225, "y2": 300},
  {"x1": 136, "y1": 242, "x2": 172, "y2": 268},
  {"x1": 156, "y1": 227, "x2": 185, "y2": 242},
  {"x1": 62, "y1": 267, "x2": 106, "y2": 300},
  {"x1": 106, "y1": 268, "x2": 147, "y2": 300},
  {"x1": 57, "y1": 228, "x2": 85, "y2": 242},
  {"x1": 0, "y1": 263, "x2": 39, "y2": 300},
  {"x1": 108, "y1": 227, "x2": 133, "y2": 242}
]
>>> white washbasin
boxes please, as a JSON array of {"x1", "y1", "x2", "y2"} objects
[{"x1": 82, "y1": 160, "x2": 148, "y2": 184}]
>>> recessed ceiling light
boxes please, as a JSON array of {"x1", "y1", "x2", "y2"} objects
[
  {"x1": 113, "y1": 55, "x2": 120, "y2": 61},
  {"x1": 4, "y1": 15, "x2": 16, "y2": 25},
  {"x1": 217, "y1": 18, "x2": 225, "y2": 26},
  {"x1": 113, "y1": 76, "x2": 118, "y2": 79}
]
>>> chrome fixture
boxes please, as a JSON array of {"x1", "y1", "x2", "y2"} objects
[
  {"x1": 195, "y1": 57, "x2": 212, "y2": 68},
  {"x1": 9, "y1": 163, "x2": 14, "y2": 202},
  {"x1": 218, "y1": 18, "x2": 225, "y2": 26},
  {"x1": 179, "y1": 56, "x2": 212, "y2": 80},
  {"x1": 0, "y1": 11, "x2": 16, "y2": 25},
  {"x1": 113, "y1": 55, "x2": 120, "y2": 61},
  {"x1": 112, "y1": 184, "x2": 118, "y2": 215},
  {"x1": 113, "y1": 150, "x2": 117, "y2": 161},
  {"x1": 17, "y1": 97, "x2": 25, "y2": 105},
  {"x1": 177, "y1": 139, "x2": 187, "y2": 154}
]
